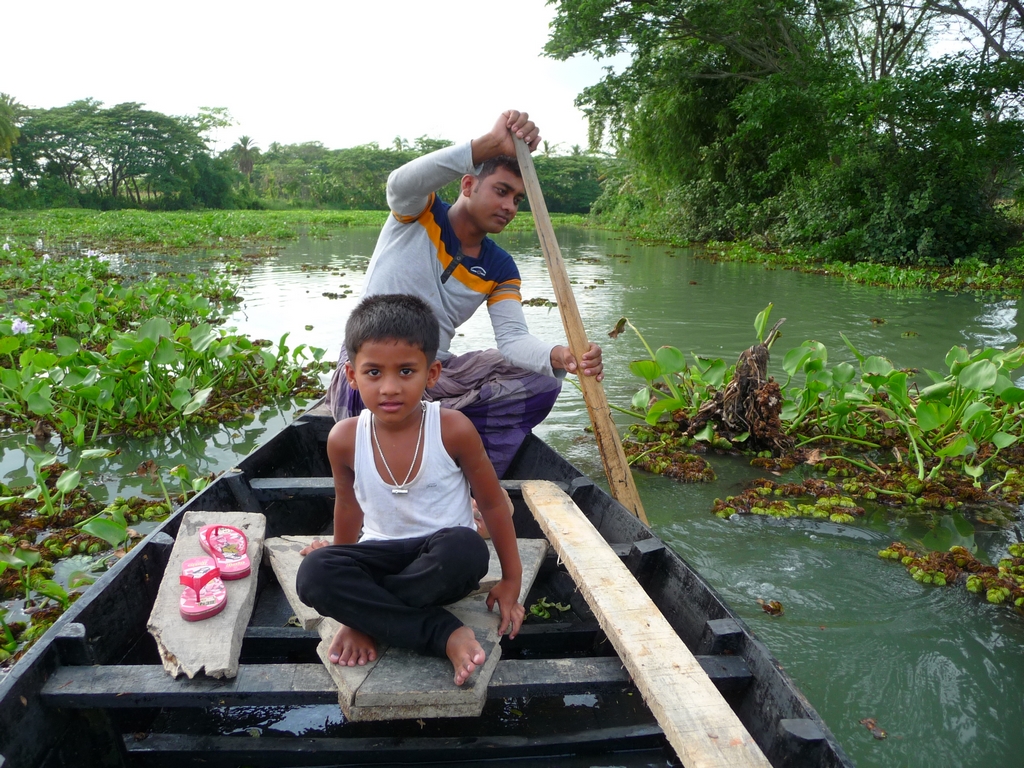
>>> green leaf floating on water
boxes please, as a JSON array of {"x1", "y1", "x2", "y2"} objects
[
  {"x1": 629, "y1": 359, "x2": 661, "y2": 382},
  {"x1": 137, "y1": 317, "x2": 173, "y2": 342},
  {"x1": 81, "y1": 518, "x2": 128, "y2": 549},
  {"x1": 693, "y1": 423, "x2": 715, "y2": 442},
  {"x1": 921, "y1": 513, "x2": 976, "y2": 554},
  {"x1": 915, "y1": 401, "x2": 952, "y2": 431},
  {"x1": 631, "y1": 388, "x2": 649, "y2": 411},
  {"x1": 992, "y1": 432, "x2": 1018, "y2": 450}
]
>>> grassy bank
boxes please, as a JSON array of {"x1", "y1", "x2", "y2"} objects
[
  {"x1": 702, "y1": 241, "x2": 1024, "y2": 294},
  {"x1": 0, "y1": 209, "x2": 592, "y2": 255}
]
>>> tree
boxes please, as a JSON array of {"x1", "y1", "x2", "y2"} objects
[
  {"x1": 546, "y1": 0, "x2": 1024, "y2": 264},
  {"x1": 6, "y1": 100, "x2": 221, "y2": 208},
  {"x1": 230, "y1": 136, "x2": 259, "y2": 181},
  {"x1": 0, "y1": 94, "x2": 21, "y2": 160}
]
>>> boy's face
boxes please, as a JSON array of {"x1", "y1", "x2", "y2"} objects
[
  {"x1": 344, "y1": 339, "x2": 442, "y2": 426},
  {"x1": 461, "y1": 168, "x2": 526, "y2": 234}
]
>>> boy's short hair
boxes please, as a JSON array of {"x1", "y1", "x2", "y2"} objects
[
  {"x1": 478, "y1": 155, "x2": 521, "y2": 180},
  {"x1": 345, "y1": 294, "x2": 441, "y2": 363}
]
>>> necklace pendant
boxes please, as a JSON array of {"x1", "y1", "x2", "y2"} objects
[{"x1": 391, "y1": 488, "x2": 409, "y2": 495}]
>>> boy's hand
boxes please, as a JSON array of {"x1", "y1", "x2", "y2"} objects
[
  {"x1": 299, "y1": 538, "x2": 330, "y2": 556},
  {"x1": 486, "y1": 578, "x2": 525, "y2": 638}
]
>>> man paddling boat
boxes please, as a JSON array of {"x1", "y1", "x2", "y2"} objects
[{"x1": 325, "y1": 110, "x2": 603, "y2": 476}]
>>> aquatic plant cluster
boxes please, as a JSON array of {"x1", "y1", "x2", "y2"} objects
[
  {"x1": 0, "y1": 455, "x2": 198, "y2": 665},
  {"x1": 617, "y1": 308, "x2": 1024, "y2": 614},
  {"x1": 620, "y1": 307, "x2": 1024, "y2": 496},
  {"x1": 0, "y1": 240, "x2": 327, "y2": 441},
  {"x1": 0, "y1": 209, "x2": 387, "y2": 253},
  {"x1": 0, "y1": 229, "x2": 332, "y2": 666},
  {"x1": 877, "y1": 543, "x2": 1024, "y2": 609}
]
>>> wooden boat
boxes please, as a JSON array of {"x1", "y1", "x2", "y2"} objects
[{"x1": 0, "y1": 404, "x2": 854, "y2": 767}]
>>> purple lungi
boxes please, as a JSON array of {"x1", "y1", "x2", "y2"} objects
[{"x1": 325, "y1": 347, "x2": 561, "y2": 478}]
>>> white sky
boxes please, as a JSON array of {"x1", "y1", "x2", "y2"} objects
[{"x1": 5, "y1": 0, "x2": 622, "y2": 154}]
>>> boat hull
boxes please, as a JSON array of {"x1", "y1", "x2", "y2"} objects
[{"x1": 0, "y1": 408, "x2": 853, "y2": 767}]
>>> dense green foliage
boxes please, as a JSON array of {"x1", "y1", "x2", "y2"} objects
[
  {"x1": 0, "y1": 209, "x2": 387, "y2": 250},
  {"x1": 0, "y1": 209, "x2": 584, "y2": 255},
  {"x1": 0, "y1": 242, "x2": 326, "y2": 441},
  {"x1": 1, "y1": 98, "x2": 610, "y2": 214},
  {"x1": 0, "y1": 101, "x2": 236, "y2": 210},
  {"x1": 548, "y1": 0, "x2": 1024, "y2": 266},
  {"x1": 240, "y1": 137, "x2": 610, "y2": 213},
  {"x1": 623, "y1": 309, "x2": 1024, "y2": 480}
]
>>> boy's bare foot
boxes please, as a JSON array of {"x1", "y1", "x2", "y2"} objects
[
  {"x1": 328, "y1": 624, "x2": 378, "y2": 666},
  {"x1": 446, "y1": 625, "x2": 486, "y2": 686}
]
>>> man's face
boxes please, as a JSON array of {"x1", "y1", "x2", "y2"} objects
[{"x1": 464, "y1": 168, "x2": 526, "y2": 234}]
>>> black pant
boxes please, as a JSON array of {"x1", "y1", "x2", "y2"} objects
[{"x1": 295, "y1": 527, "x2": 489, "y2": 658}]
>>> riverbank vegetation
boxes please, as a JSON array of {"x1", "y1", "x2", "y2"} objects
[
  {"x1": 615, "y1": 306, "x2": 1024, "y2": 615},
  {"x1": 546, "y1": 1, "x2": 1024, "y2": 272},
  {"x1": 0, "y1": 97, "x2": 609, "y2": 215}
]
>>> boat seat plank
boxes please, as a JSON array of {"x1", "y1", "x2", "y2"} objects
[
  {"x1": 521, "y1": 480, "x2": 771, "y2": 768},
  {"x1": 146, "y1": 511, "x2": 266, "y2": 680},
  {"x1": 40, "y1": 655, "x2": 752, "y2": 708},
  {"x1": 259, "y1": 535, "x2": 547, "y2": 721}
]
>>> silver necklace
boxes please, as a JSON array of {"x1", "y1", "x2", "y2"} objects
[{"x1": 371, "y1": 402, "x2": 426, "y2": 494}]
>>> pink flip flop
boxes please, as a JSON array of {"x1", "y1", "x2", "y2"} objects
[
  {"x1": 198, "y1": 524, "x2": 251, "y2": 579},
  {"x1": 179, "y1": 557, "x2": 227, "y2": 621}
]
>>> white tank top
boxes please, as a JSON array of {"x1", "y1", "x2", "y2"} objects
[{"x1": 354, "y1": 400, "x2": 475, "y2": 542}]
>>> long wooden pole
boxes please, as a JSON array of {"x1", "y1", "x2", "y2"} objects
[{"x1": 513, "y1": 137, "x2": 648, "y2": 525}]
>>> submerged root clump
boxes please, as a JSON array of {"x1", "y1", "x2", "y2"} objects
[{"x1": 878, "y1": 542, "x2": 1024, "y2": 609}]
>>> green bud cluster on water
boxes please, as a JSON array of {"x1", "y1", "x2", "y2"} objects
[{"x1": 878, "y1": 543, "x2": 1024, "y2": 610}]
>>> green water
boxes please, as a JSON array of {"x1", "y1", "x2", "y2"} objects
[{"x1": 6, "y1": 226, "x2": 1024, "y2": 767}]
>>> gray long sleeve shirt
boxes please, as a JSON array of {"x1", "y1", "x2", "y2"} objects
[{"x1": 361, "y1": 142, "x2": 559, "y2": 377}]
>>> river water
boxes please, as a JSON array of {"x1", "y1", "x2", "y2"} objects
[{"x1": 7, "y1": 226, "x2": 1024, "y2": 766}]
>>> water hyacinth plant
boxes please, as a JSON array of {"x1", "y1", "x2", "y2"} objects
[
  {"x1": 617, "y1": 306, "x2": 1024, "y2": 485},
  {"x1": 0, "y1": 242, "x2": 327, "y2": 441},
  {"x1": 614, "y1": 305, "x2": 1024, "y2": 540}
]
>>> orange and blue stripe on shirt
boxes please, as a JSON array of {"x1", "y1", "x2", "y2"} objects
[{"x1": 413, "y1": 194, "x2": 523, "y2": 307}]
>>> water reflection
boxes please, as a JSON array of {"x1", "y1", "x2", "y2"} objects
[{"x1": 969, "y1": 299, "x2": 1019, "y2": 349}]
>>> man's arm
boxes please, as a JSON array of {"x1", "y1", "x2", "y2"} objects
[
  {"x1": 386, "y1": 143, "x2": 477, "y2": 219},
  {"x1": 488, "y1": 299, "x2": 604, "y2": 381},
  {"x1": 440, "y1": 410, "x2": 525, "y2": 637}
]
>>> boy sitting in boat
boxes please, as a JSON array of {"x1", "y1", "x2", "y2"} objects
[{"x1": 296, "y1": 293, "x2": 525, "y2": 686}]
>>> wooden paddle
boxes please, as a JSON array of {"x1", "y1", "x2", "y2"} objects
[{"x1": 512, "y1": 137, "x2": 648, "y2": 525}]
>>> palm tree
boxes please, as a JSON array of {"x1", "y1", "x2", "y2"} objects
[
  {"x1": 0, "y1": 94, "x2": 22, "y2": 160},
  {"x1": 230, "y1": 136, "x2": 259, "y2": 181}
]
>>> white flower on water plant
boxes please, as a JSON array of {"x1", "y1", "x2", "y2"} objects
[
  {"x1": 86, "y1": 249, "x2": 97, "y2": 257},
  {"x1": 1, "y1": 243, "x2": 9, "y2": 252},
  {"x1": 11, "y1": 319, "x2": 30, "y2": 335},
  {"x1": 42, "y1": 254, "x2": 51, "y2": 262},
  {"x1": 35, "y1": 238, "x2": 43, "y2": 249}
]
